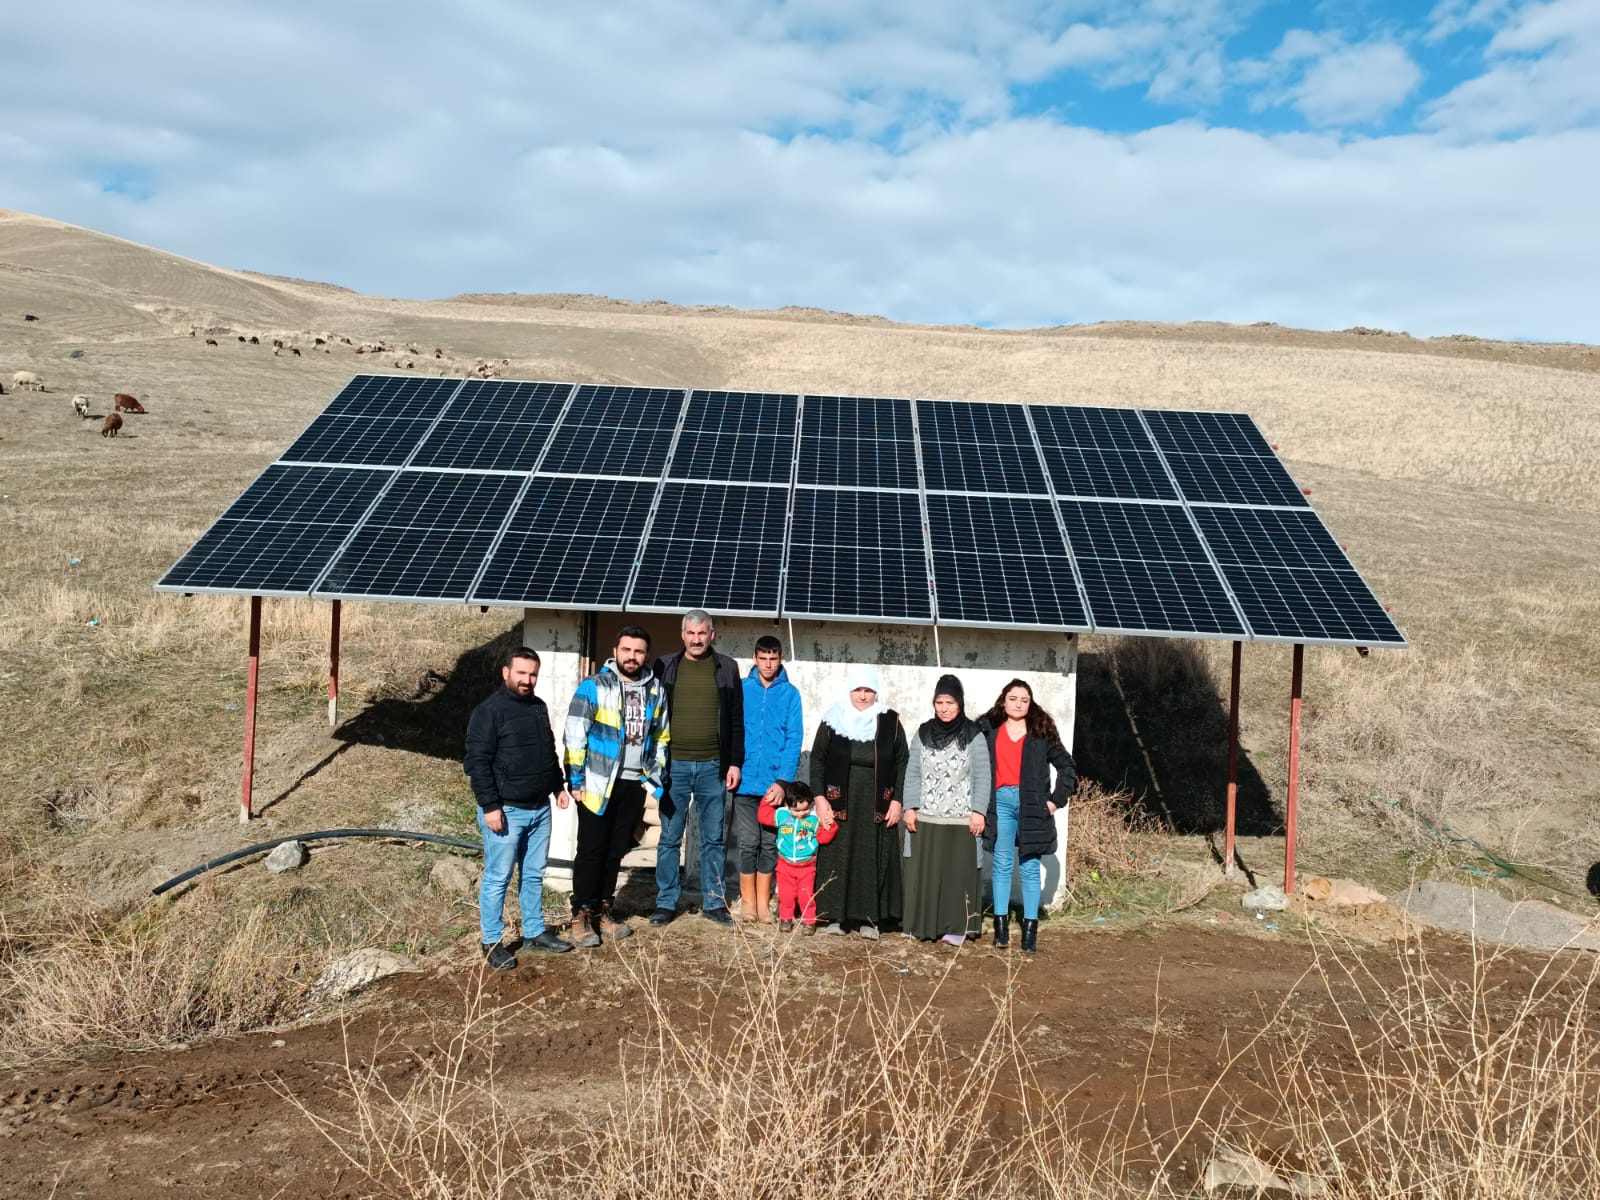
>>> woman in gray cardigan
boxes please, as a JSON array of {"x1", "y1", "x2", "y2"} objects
[{"x1": 901, "y1": 675, "x2": 991, "y2": 945}]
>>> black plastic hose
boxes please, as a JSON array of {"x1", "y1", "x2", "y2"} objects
[{"x1": 150, "y1": 828, "x2": 481, "y2": 896}]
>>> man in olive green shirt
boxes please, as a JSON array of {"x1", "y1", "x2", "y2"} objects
[{"x1": 650, "y1": 610, "x2": 745, "y2": 926}]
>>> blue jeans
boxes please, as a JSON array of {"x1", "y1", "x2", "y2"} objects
[
  {"x1": 478, "y1": 804, "x2": 553, "y2": 943},
  {"x1": 656, "y1": 759, "x2": 727, "y2": 911},
  {"x1": 990, "y1": 785, "x2": 1042, "y2": 920}
]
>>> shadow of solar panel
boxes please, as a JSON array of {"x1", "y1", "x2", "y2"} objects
[
  {"x1": 1059, "y1": 500, "x2": 1245, "y2": 637},
  {"x1": 282, "y1": 414, "x2": 437, "y2": 466},
  {"x1": 1144, "y1": 410, "x2": 1273, "y2": 456},
  {"x1": 685, "y1": 390, "x2": 798, "y2": 434},
  {"x1": 317, "y1": 472, "x2": 523, "y2": 600},
  {"x1": 1164, "y1": 453, "x2": 1308, "y2": 507},
  {"x1": 916, "y1": 400, "x2": 1046, "y2": 494},
  {"x1": 323, "y1": 375, "x2": 464, "y2": 420},
  {"x1": 1193, "y1": 507, "x2": 1404, "y2": 644},
  {"x1": 631, "y1": 484, "x2": 788, "y2": 614},
  {"x1": 925, "y1": 495, "x2": 1085, "y2": 627},
  {"x1": 156, "y1": 465, "x2": 392, "y2": 594},
  {"x1": 785, "y1": 489, "x2": 931, "y2": 621},
  {"x1": 472, "y1": 478, "x2": 655, "y2": 607},
  {"x1": 671, "y1": 432, "x2": 794, "y2": 484},
  {"x1": 1043, "y1": 446, "x2": 1178, "y2": 500},
  {"x1": 1225, "y1": 566, "x2": 1405, "y2": 644},
  {"x1": 1029, "y1": 405, "x2": 1155, "y2": 452}
]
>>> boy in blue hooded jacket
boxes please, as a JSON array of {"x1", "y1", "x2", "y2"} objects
[{"x1": 731, "y1": 636, "x2": 804, "y2": 922}]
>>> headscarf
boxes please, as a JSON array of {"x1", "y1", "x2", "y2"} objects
[
  {"x1": 919, "y1": 673, "x2": 979, "y2": 752},
  {"x1": 822, "y1": 664, "x2": 886, "y2": 742}
]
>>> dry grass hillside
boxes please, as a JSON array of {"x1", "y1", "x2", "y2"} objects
[{"x1": 3, "y1": 207, "x2": 1600, "y2": 1195}]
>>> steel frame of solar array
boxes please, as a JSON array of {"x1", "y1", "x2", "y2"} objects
[{"x1": 157, "y1": 374, "x2": 1404, "y2": 649}]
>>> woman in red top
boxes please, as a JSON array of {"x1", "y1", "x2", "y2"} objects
[{"x1": 976, "y1": 679, "x2": 1075, "y2": 953}]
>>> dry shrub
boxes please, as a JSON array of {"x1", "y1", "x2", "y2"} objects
[
  {"x1": 1067, "y1": 780, "x2": 1166, "y2": 883},
  {"x1": 0, "y1": 893, "x2": 310, "y2": 1060},
  {"x1": 292, "y1": 936, "x2": 1600, "y2": 1200}
]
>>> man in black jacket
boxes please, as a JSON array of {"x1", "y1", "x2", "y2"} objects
[
  {"x1": 464, "y1": 646, "x2": 573, "y2": 968},
  {"x1": 650, "y1": 610, "x2": 745, "y2": 926}
]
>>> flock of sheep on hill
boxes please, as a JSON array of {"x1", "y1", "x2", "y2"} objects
[{"x1": 5, "y1": 314, "x2": 514, "y2": 443}]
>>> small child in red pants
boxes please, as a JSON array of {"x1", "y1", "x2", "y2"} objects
[{"x1": 759, "y1": 781, "x2": 836, "y2": 933}]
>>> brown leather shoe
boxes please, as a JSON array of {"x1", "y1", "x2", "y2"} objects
[
  {"x1": 569, "y1": 909, "x2": 601, "y2": 949},
  {"x1": 598, "y1": 902, "x2": 632, "y2": 940}
]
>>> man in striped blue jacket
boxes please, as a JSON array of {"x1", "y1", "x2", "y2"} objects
[{"x1": 563, "y1": 626, "x2": 670, "y2": 949}]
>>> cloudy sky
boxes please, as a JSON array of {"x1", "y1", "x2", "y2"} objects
[{"x1": 3, "y1": 1, "x2": 1596, "y2": 340}]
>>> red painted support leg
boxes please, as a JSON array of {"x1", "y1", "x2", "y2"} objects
[
  {"x1": 1284, "y1": 643, "x2": 1304, "y2": 894},
  {"x1": 1224, "y1": 640, "x2": 1241, "y2": 877},
  {"x1": 241, "y1": 595, "x2": 262, "y2": 824},
  {"x1": 328, "y1": 599, "x2": 341, "y2": 728}
]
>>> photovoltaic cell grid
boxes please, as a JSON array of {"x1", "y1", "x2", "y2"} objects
[
  {"x1": 157, "y1": 376, "x2": 1404, "y2": 646},
  {"x1": 158, "y1": 465, "x2": 391, "y2": 595},
  {"x1": 631, "y1": 483, "x2": 790, "y2": 615},
  {"x1": 410, "y1": 380, "x2": 571, "y2": 473},
  {"x1": 670, "y1": 391, "x2": 798, "y2": 485}
]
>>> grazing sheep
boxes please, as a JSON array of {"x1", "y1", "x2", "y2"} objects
[
  {"x1": 433, "y1": 348, "x2": 443, "y2": 358},
  {"x1": 101, "y1": 411, "x2": 123, "y2": 437},
  {"x1": 113, "y1": 393, "x2": 147, "y2": 413},
  {"x1": 24, "y1": 313, "x2": 39, "y2": 322},
  {"x1": 205, "y1": 338, "x2": 218, "y2": 346},
  {"x1": 249, "y1": 335, "x2": 260, "y2": 345},
  {"x1": 0, "y1": 381, "x2": 7, "y2": 395},
  {"x1": 292, "y1": 347, "x2": 302, "y2": 357},
  {"x1": 314, "y1": 337, "x2": 326, "y2": 347},
  {"x1": 72, "y1": 395, "x2": 91, "y2": 419},
  {"x1": 272, "y1": 339, "x2": 285, "y2": 350},
  {"x1": 12, "y1": 371, "x2": 43, "y2": 391},
  {"x1": 238, "y1": 335, "x2": 247, "y2": 342},
  {"x1": 354, "y1": 346, "x2": 366, "y2": 355}
]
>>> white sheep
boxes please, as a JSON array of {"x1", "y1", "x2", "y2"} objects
[
  {"x1": 72, "y1": 394, "x2": 91, "y2": 419},
  {"x1": 12, "y1": 370, "x2": 43, "y2": 391}
]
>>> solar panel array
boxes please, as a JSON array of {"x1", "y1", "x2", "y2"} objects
[{"x1": 157, "y1": 375, "x2": 1405, "y2": 646}]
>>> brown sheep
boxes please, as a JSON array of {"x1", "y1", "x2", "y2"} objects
[
  {"x1": 238, "y1": 335, "x2": 246, "y2": 342},
  {"x1": 355, "y1": 346, "x2": 366, "y2": 355},
  {"x1": 314, "y1": 337, "x2": 326, "y2": 346},
  {"x1": 101, "y1": 412, "x2": 123, "y2": 437},
  {"x1": 291, "y1": 347, "x2": 301, "y2": 356},
  {"x1": 113, "y1": 393, "x2": 147, "y2": 413},
  {"x1": 205, "y1": 337, "x2": 218, "y2": 346},
  {"x1": 272, "y1": 338, "x2": 285, "y2": 349},
  {"x1": 249, "y1": 335, "x2": 260, "y2": 345}
]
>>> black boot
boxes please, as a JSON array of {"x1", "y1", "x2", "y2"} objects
[
  {"x1": 993, "y1": 913, "x2": 1010, "y2": 948},
  {"x1": 1020, "y1": 919, "x2": 1039, "y2": 954}
]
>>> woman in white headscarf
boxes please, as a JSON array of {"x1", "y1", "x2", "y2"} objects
[{"x1": 808, "y1": 665, "x2": 908, "y2": 939}]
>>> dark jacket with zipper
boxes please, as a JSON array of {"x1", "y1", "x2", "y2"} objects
[
  {"x1": 464, "y1": 685, "x2": 561, "y2": 811},
  {"x1": 653, "y1": 649, "x2": 746, "y2": 779},
  {"x1": 980, "y1": 720, "x2": 1076, "y2": 858}
]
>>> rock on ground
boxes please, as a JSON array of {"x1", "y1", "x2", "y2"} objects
[
  {"x1": 1203, "y1": 1145, "x2": 1326, "y2": 1196},
  {"x1": 1242, "y1": 884, "x2": 1289, "y2": 911},
  {"x1": 264, "y1": 840, "x2": 308, "y2": 873},
  {"x1": 429, "y1": 855, "x2": 479, "y2": 896},
  {"x1": 1391, "y1": 881, "x2": 1600, "y2": 952},
  {"x1": 311, "y1": 948, "x2": 418, "y2": 1001}
]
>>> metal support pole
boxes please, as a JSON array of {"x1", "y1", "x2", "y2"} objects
[
  {"x1": 1284, "y1": 643, "x2": 1304, "y2": 894},
  {"x1": 1224, "y1": 639, "x2": 1241, "y2": 878},
  {"x1": 241, "y1": 595, "x2": 262, "y2": 824},
  {"x1": 328, "y1": 599, "x2": 341, "y2": 728}
]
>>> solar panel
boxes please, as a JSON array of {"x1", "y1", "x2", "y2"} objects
[
  {"x1": 1060, "y1": 500, "x2": 1247, "y2": 637},
  {"x1": 629, "y1": 483, "x2": 789, "y2": 615},
  {"x1": 410, "y1": 380, "x2": 570, "y2": 472},
  {"x1": 798, "y1": 395, "x2": 918, "y2": 489},
  {"x1": 670, "y1": 391, "x2": 798, "y2": 484},
  {"x1": 785, "y1": 489, "x2": 932, "y2": 622},
  {"x1": 917, "y1": 400, "x2": 1047, "y2": 494},
  {"x1": 925, "y1": 494, "x2": 1087, "y2": 628},
  {"x1": 317, "y1": 471, "x2": 524, "y2": 601},
  {"x1": 540, "y1": 386, "x2": 685, "y2": 476},
  {"x1": 280, "y1": 414, "x2": 437, "y2": 467},
  {"x1": 158, "y1": 375, "x2": 1404, "y2": 648},
  {"x1": 1163, "y1": 452, "x2": 1309, "y2": 508},
  {"x1": 322, "y1": 376, "x2": 464, "y2": 421},
  {"x1": 157, "y1": 465, "x2": 390, "y2": 595},
  {"x1": 472, "y1": 477, "x2": 655, "y2": 608},
  {"x1": 1192, "y1": 507, "x2": 1405, "y2": 645}
]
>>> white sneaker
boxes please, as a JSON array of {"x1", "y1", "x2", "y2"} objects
[
  {"x1": 823, "y1": 922, "x2": 846, "y2": 936},
  {"x1": 857, "y1": 924, "x2": 881, "y2": 941}
]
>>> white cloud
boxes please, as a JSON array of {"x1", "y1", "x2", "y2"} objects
[
  {"x1": 0, "y1": 1, "x2": 1595, "y2": 341},
  {"x1": 1240, "y1": 33, "x2": 1422, "y2": 126},
  {"x1": 1424, "y1": 0, "x2": 1600, "y2": 136}
]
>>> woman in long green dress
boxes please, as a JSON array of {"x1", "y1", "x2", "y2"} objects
[
  {"x1": 901, "y1": 674, "x2": 990, "y2": 945},
  {"x1": 809, "y1": 665, "x2": 908, "y2": 940}
]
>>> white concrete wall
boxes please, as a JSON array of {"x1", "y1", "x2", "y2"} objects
[{"x1": 522, "y1": 610, "x2": 1081, "y2": 908}]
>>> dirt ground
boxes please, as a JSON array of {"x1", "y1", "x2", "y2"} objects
[{"x1": 0, "y1": 916, "x2": 1578, "y2": 1200}]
